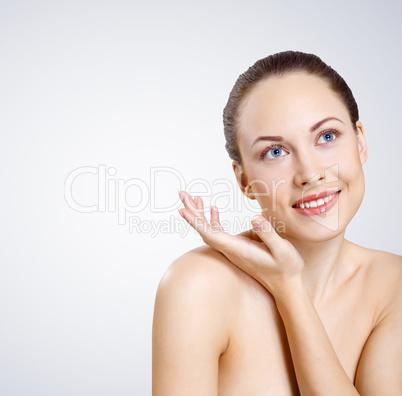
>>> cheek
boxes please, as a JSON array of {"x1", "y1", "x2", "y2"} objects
[
  {"x1": 337, "y1": 147, "x2": 363, "y2": 176},
  {"x1": 336, "y1": 146, "x2": 366, "y2": 206},
  {"x1": 248, "y1": 168, "x2": 291, "y2": 212},
  {"x1": 249, "y1": 166, "x2": 291, "y2": 195},
  {"x1": 324, "y1": 141, "x2": 363, "y2": 178}
]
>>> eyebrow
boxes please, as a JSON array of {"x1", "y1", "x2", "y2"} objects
[
  {"x1": 250, "y1": 116, "x2": 344, "y2": 150},
  {"x1": 310, "y1": 116, "x2": 344, "y2": 132}
]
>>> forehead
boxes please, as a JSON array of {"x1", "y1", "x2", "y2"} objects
[{"x1": 238, "y1": 72, "x2": 350, "y2": 146}]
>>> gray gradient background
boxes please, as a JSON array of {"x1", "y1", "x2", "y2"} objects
[{"x1": 1, "y1": 1, "x2": 401, "y2": 395}]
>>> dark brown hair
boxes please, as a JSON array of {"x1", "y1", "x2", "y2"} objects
[{"x1": 223, "y1": 50, "x2": 359, "y2": 164}]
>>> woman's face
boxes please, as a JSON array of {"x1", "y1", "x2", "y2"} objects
[{"x1": 234, "y1": 72, "x2": 368, "y2": 243}]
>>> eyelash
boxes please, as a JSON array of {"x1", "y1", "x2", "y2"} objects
[
  {"x1": 259, "y1": 129, "x2": 342, "y2": 160},
  {"x1": 260, "y1": 144, "x2": 287, "y2": 160},
  {"x1": 317, "y1": 129, "x2": 341, "y2": 144}
]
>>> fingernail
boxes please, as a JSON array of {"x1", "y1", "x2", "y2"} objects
[
  {"x1": 251, "y1": 215, "x2": 262, "y2": 224},
  {"x1": 178, "y1": 208, "x2": 184, "y2": 218},
  {"x1": 251, "y1": 215, "x2": 267, "y2": 230},
  {"x1": 178, "y1": 190, "x2": 184, "y2": 202}
]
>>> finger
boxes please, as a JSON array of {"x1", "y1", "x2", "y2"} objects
[
  {"x1": 179, "y1": 206, "x2": 232, "y2": 249},
  {"x1": 210, "y1": 206, "x2": 224, "y2": 232},
  {"x1": 195, "y1": 196, "x2": 204, "y2": 211},
  {"x1": 179, "y1": 191, "x2": 203, "y2": 217},
  {"x1": 251, "y1": 215, "x2": 285, "y2": 257}
]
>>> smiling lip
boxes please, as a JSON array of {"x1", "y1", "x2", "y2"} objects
[
  {"x1": 292, "y1": 190, "x2": 340, "y2": 206},
  {"x1": 292, "y1": 190, "x2": 341, "y2": 216}
]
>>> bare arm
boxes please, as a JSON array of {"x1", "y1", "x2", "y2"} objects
[
  {"x1": 152, "y1": 251, "x2": 233, "y2": 396},
  {"x1": 267, "y1": 277, "x2": 402, "y2": 396},
  {"x1": 355, "y1": 286, "x2": 402, "y2": 395},
  {"x1": 275, "y1": 282, "x2": 359, "y2": 396}
]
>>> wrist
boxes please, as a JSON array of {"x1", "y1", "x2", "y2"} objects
[{"x1": 263, "y1": 275, "x2": 305, "y2": 303}]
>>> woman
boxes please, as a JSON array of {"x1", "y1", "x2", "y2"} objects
[{"x1": 152, "y1": 51, "x2": 402, "y2": 395}]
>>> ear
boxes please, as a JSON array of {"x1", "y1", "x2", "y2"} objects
[
  {"x1": 232, "y1": 160, "x2": 256, "y2": 200},
  {"x1": 355, "y1": 121, "x2": 368, "y2": 165}
]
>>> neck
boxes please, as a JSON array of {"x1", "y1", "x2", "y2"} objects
[{"x1": 283, "y1": 232, "x2": 351, "y2": 303}]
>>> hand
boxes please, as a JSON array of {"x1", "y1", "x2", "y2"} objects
[{"x1": 178, "y1": 191, "x2": 305, "y2": 299}]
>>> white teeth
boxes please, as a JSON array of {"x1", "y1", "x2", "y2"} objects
[{"x1": 295, "y1": 191, "x2": 339, "y2": 209}]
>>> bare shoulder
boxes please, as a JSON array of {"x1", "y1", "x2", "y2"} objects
[
  {"x1": 157, "y1": 229, "x2": 264, "y2": 303},
  {"x1": 152, "y1": 246, "x2": 245, "y2": 394},
  {"x1": 152, "y1": 245, "x2": 247, "y2": 391},
  {"x1": 154, "y1": 246, "x2": 246, "y2": 346},
  {"x1": 350, "y1": 242, "x2": 402, "y2": 314},
  {"x1": 156, "y1": 245, "x2": 246, "y2": 310},
  {"x1": 352, "y1": 242, "x2": 402, "y2": 282},
  {"x1": 354, "y1": 245, "x2": 402, "y2": 393}
]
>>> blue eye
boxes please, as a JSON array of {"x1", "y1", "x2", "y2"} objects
[
  {"x1": 264, "y1": 146, "x2": 288, "y2": 159},
  {"x1": 317, "y1": 130, "x2": 338, "y2": 144}
]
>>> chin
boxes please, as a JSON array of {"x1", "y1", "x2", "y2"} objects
[{"x1": 277, "y1": 220, "x2": 346, "y2": 244}]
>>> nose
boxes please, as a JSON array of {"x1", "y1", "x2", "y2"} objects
[{"x1": 293, "y1": 153, "x2": 325, "y2": 187}]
